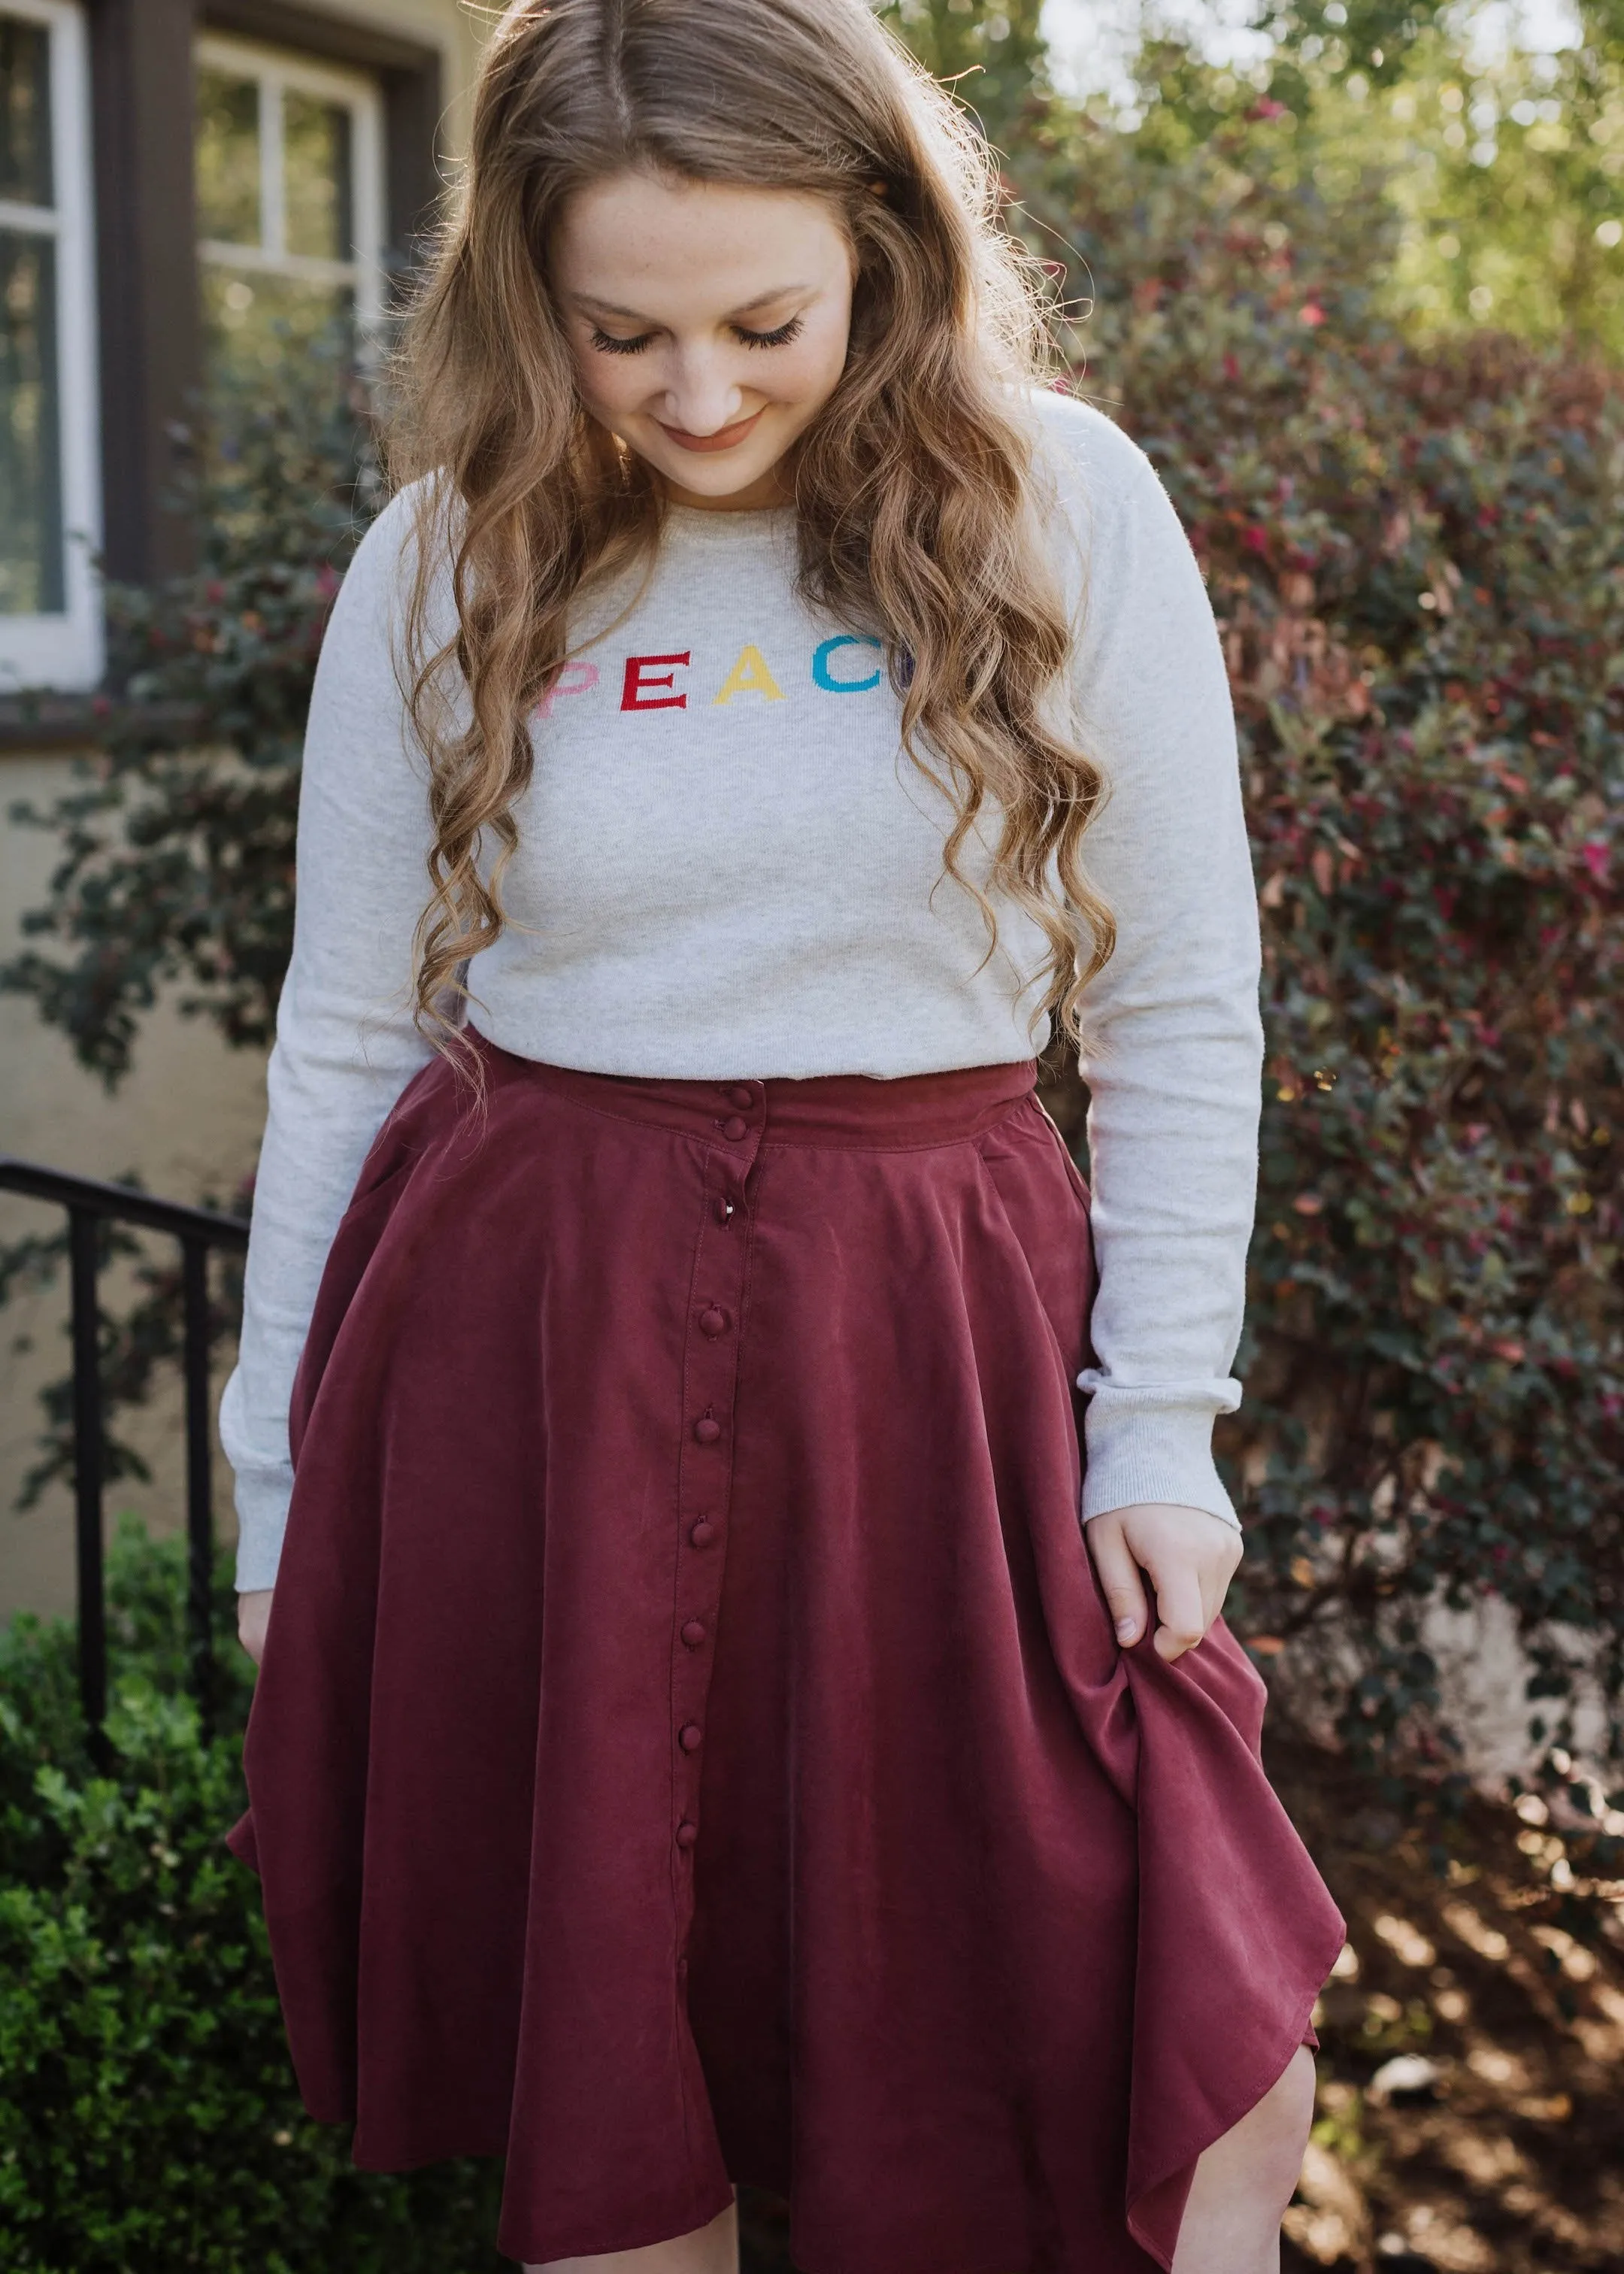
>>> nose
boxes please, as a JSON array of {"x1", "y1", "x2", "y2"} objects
[{"x1": 659, "y1": 348, "x2": 747, "y2": 437}]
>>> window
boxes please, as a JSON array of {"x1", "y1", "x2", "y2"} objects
[
  {"x1": 194, "y1": 32, "x2": 385, "y2": 387},
  {"x1": 0, "y1": 0, "x2": 100, "y2": 691},
  {"x1": 0, "y1": 4, "x2": 439, "y2": 702}
]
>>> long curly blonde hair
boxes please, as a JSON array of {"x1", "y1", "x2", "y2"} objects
[{"x1": 391, "y1": 0, "x2": 1114, "y2": 1051}]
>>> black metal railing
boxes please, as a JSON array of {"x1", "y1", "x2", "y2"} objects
[{"x1": 0, "y1": 1157, "x2": 250, "y2": 1743}]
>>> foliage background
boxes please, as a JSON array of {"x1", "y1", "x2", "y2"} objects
[{"x1": 1007, "y1": 48, "x2": 1624, "y2": 1793}]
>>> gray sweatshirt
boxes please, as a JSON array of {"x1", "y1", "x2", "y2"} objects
[{"x1": 220, "y1": 390, "x2": 1264, "y2": 1593}]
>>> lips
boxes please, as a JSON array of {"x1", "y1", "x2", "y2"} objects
[{"x1": 656, "y1": 406, "x2": 767, "y2": 453}]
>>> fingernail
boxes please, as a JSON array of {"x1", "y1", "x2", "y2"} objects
[{"x1": 1115, "y1": 1617, "x2": 1136, "y2": 1640}]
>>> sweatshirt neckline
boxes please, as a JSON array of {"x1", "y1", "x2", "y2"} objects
[{"x1": 660, "y1": 500, "x2": 796, "y2": 547}]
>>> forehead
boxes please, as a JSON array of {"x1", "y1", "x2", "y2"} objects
[{"x1": 552, "y1": 171, "x2": 850, "y2": 311}]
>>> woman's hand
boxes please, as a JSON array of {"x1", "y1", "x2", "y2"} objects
[
  {"x1": 1084, "y1": 1502, "x2": 1243, "y2": 1663},
  {"x1": 237, "y1": 1588, "x2": 274, "y2": 1666}
]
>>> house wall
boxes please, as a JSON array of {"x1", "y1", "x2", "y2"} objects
[
  {"x1": 0, "y1": 760, "x2": 271, "y2": 1624},
  {"x1": 0, "y1": 0, "x2": 482, "y2": 1628}
]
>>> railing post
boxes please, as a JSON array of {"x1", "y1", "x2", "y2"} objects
[
  {"x1": 0, "y1": 1155, "x2": 248, "y2": 1747},
  {"x1": 68, "y1": 1207, "x2": 108, "y2": 1741},
  {"x1": 181, "y1": 1236, "x2": 216, "y2": 1736}
]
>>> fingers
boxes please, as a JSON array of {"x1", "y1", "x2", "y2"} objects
[
  {"x1": 1201, "y1": 1527, "x2": 1244, "y2": 1631},
  {"x1": 1099, "y1": 1504, "x2": 1244, "y2": 1662},
  {"x1": 1085, "y1": 1514, "x2": 1150, "y2": 1647},
  {"x1": 1147, "y1": 1559, "x2": 1207, "y2": 1663}
]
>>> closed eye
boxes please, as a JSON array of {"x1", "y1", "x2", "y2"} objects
[
  {"x1": 734, "y1": 314, "x2": 804, "y2": 350},
  {"x1": 586, "y1": 314, "x2": 807, "y2": 356},
  {"x1": 589, "y1": 326, "x2": 656, "y2": 356}
]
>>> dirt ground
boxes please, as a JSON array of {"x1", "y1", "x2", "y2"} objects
[
  {"x1": 734, "y1": 1737, "x2": 1624, "y2": 2274},
  {"x1": 1271, "y1": 1736, "x2": 1624, "y2": 2274}
]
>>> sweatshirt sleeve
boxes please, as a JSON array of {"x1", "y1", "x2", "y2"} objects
[
  {"x1": 1035, "y1": 395, "x2": 1262, "y2": 1532},
  {"x1": 219, "y1": 488, "x2": 441, "y2": 1591}
]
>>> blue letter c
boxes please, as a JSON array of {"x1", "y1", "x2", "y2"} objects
[{"x1": 812, "y1": 634, "x2": 883, "y2": 693}]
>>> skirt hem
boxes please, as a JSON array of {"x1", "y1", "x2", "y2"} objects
[{"x1": 1125, "y1": 1954, "x2": 1342, "y2": 2271}]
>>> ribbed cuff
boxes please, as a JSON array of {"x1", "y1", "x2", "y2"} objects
[
  {"x1": 231, "y1": 1468, "x2": 292, "y2": 1593},
  {"x1": 1077, "y1": 1396, "x2": 1241, "y2": 1532}
]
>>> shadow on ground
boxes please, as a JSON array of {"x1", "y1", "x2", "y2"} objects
[{"x1": 1272, "y1": 1736, "x2": 1623, "y2": 2274}]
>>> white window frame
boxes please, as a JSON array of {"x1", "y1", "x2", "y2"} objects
[
  {"x1": 0, "y1": 0, "x2": 102, "y2": 694},
  {"x1": 194, "y1": 31, "x2": 386, "y2": 362}
]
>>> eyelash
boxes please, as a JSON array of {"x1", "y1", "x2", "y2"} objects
[{"x1": 588, "y1": 314, "x2": 806, "y2": 357}]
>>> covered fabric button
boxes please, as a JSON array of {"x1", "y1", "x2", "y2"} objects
[
  {"x1": 679, "y1": 1723, "x2": 703, "y2": 1752},
  {"x1": 725, "y1": 1084, "x2": 754, "y2": 1109},
  {"x1": 698, "y1": 1305, "x2": 729, "y2": 1338},
  {"x1": 680, "y1": 1618, "x2": 707, "y2": 1648},
  {"x1": 689, "y1": 1518, "x2": 717, "y2": 1547},
  {"x1": 721, "y1": 1116, "x2": 748, "y2": 1142},
  {"x1": 693, "y1": 1414, "x2": 722, "y2": 1445},
  {"x1": 675, "y1": 1821, "x2": 698, "y2": 1850}
]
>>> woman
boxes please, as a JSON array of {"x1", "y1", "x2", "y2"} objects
[{"x1": 220, "y1": 3, "x2": 1345, "y2": 2269}]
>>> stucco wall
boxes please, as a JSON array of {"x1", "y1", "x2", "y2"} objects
[{"x1": 0, "y1": 753, "x2": 271, "y2": 1623}]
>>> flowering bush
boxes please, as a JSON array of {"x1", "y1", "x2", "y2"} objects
[
  {"x1": 2, "y1": 346, "x2": 372, "y2": 1084},
  {"x1": 1026, "y1": 103, "x2": 1624, "y2": 1787}
]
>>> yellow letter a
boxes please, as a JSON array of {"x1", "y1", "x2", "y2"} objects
[{"x1": 712, "y1": 644, "x2": 786, "y2": 705}]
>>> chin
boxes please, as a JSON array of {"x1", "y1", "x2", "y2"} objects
[
  {"x1": 654, "y1": 453, "x2": 789, "y2": 508},
  {"x1": 677, "y1": 456, "x2": 780, "y2": 496}
]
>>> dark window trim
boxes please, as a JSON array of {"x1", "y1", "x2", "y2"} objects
[
  {"x1": 88, "y1": 0, "x2": 204, "y2": 586},
  {"x1": 83, "y1": 0, "x2": 444, "y2": 593},
  {"x1": 200, "y1": 0, "x2": 445, "y2": 277}
]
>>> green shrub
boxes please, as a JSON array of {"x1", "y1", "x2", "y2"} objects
[
  {"x1": 0, "y1": 1519, "x2": 507, "y2": 2272},
  {"x1": 1022, "y1": 104, "x2": 1624, "y2": 1784}
]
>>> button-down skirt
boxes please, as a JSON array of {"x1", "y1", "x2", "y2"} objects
[{"x1": 224, "y1": 1038, "x2": 1344, "y2": 2272}]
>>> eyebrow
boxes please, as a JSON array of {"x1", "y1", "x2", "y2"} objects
[{"x1": 572, "y1": 284, "x2": 811, "y2": 324}]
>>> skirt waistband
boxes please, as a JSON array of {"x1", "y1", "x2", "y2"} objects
[{"x1": 471, "y1": 1033, "x2": 1039, "y2": 1152}]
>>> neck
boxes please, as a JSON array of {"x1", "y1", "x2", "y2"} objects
[{"x1": 656, "y1": 457, "x2": 795, "y2": 514}]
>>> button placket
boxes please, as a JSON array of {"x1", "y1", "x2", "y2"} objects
[{"x1": 669, "y1": 1084, "x2": 765, "y2": 1942}]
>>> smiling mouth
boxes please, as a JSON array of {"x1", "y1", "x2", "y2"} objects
[{"x1": 656, "y1": 407, "x2": 767, "y2": 453}]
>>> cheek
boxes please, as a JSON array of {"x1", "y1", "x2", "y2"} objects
[
  {"x1": 569, "y1": 344, "x2": 648, "y2": 420},
  {"x1": 778, "y1": 316, "x2": 853, "y2": 405}
]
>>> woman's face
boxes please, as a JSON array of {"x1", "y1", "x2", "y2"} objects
[{"x1": 551, "y1": 171, "x2": 857, "y2": 511}]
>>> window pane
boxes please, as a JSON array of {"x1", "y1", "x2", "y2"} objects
[
  {"x1": 283, "y1": 90, "x2": 353, "y2": 262},
  {"x1": 0, "y1": 228, "x2": 63, "y2": 614},
  {"x1": 0, "y1": 16, "x2": 53, "y2": 206},
  {"x1": 201, "y1": 263, "x2": 353, "y2": 384},
  {"x1": 195, "y1": 68, "x2": 260, "y2": 246}
]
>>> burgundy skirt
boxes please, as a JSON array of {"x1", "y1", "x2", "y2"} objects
[{"x1": 224, "y1": 1039, "x2": 1344, "y2": 2272}]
